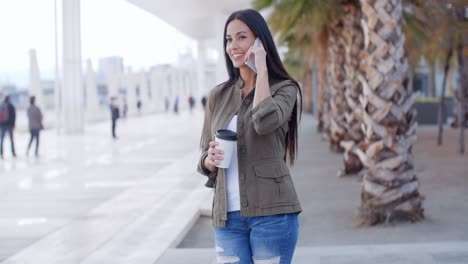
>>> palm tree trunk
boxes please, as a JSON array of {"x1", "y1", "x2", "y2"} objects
[
  {"x1": 437, "y1": 44, "x2": 453, "y2": 146},
  {"x1": 341, "y1": 3, "x2": 365, "y2": 174},
  {"x1": 455, "y1": 6, "x2": 467, "y2": 154},
  {"x1": 302, "y1": 68, "x2": 314, "y2": 113},
  {"x1": 317, "y1": 31, "x2": 330, "y2": 134},
  {"x1": 447, "y1": 67, "x2": 454, "y2": 97},
  {"x1": 328, "y1": 21, "x2": 347, "y2": 152},
  {"x1": 407, "y1": 66, "x2": 415, "y2": 97},
  {"x1": 354, "y1": 0, "x2": 424, "y2": 226},
  {"x1": 318, "y1": 55, "x2": 330, "y2": 134},
  {"x1": 312, "y1": 65, "x2": 319, "y2": 116},
  {"x1": 429, "y1": 63, "x2": 436, "y2": 97},
  {"x1": 456, "y1": 38, "x2": 467, "y2": 154}
]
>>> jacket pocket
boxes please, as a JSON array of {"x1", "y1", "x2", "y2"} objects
[{"x1": 254, "y1": 158, "x2": 299, "y2": 208}]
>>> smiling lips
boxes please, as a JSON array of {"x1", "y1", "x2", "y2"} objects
[{"x1": 232, "y1": 53, "x2": 245, "y2": 62}]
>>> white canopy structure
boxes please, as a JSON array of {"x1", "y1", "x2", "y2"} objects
[
  {"x1": 58, "y1": 0, "x2": 253, "y2": 133},
  {"x1": 127, "y1": 0, "x2": 253, "y2": 95},
  {"x1": 126, "y1": 0, "x2": 252, "y2": 40}
]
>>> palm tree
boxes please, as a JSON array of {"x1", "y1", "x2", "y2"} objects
[
  {"x1": 319, "y1": 1, "x2": 365, "y2": 155},
  {"x1": 402, "y1": 1, "x2": 468, "y2": 150},
  {"x1": 453, "y1": 4, "x2": 468, "y2": 154},
  {"x1": 414, "y1": 1, "x2": 459, "y2": 146},
  {"x1": 255, "y1": 1, "x2": 363, "y2": 150},
  {"x1": 338, "y1": 2, "x2": 366, "y2": 174},
  {"x1": 402, "y1": 1, "x2": 454, "y2": 146},
  {"x1": 280, "y1": 16, "x2": 323, "y2": 114},
  {"x1": 254, "y1": 0, "x2": 341, "y2": 138},
  {"x1": 353, "y1": 0, "x2": 424, "y2": 225},
  {"x1": 327, "y1": 17, "x2": 348, "y2": 152}
]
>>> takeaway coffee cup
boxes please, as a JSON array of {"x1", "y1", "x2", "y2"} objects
[{"x1": 214, "y1": 129, "x2": 238, "y2": 168}]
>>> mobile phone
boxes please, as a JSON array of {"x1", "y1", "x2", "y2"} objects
[{"x1": 245, "y1": 38, "x2": 260, "y2": 73}]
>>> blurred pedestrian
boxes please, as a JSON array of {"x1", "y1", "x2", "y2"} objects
[
  {"x1": 26, "y1": 96, "x2": 43, "y2": 157},
  {"x1": 165, "y1": 96, "x2": 170, "y2": 112},
  {"x1": 201, "y1": 96, "x2": 207, "y2": 110},
  {"x1": 188, "y1": 95, "x2": 195, "y2": 113},
  {"x1": 0, "y1": 95, "x2": 16, "y2": 159},
  {"x1": 110, "y1": 96, "x2": 120, "y2": 139},
  {"x1": 122, "y1": 99, "x2": 128, "y2": 119},
  {"x1": 174, "y1": 96, "x2": 179, "y2": 114},
  {"x1": 136, "y1": 99, "x2": 142, "y2": 115}
]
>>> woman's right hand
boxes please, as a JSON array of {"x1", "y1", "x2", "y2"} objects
[{"x1": 204, "y1": 140, "x2": 224, "y2": 172}]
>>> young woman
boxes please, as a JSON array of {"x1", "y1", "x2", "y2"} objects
[{"x1": 197, "y1": 9, "x2": 302, "y2": 264}]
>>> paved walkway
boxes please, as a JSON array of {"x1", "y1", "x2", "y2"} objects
[
  {"x1": 0, "y1": 111, "x2": 211, "y2": 263},
  {"x1": 0, "y1": 110, "x2": 467, "y2": 263}
]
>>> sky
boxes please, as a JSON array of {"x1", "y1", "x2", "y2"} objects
[{"x1": 0, "y1": 0, "x2": 196, "y2": 87}]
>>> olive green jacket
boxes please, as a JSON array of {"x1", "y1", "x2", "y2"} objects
[{"x1": 197, "y1": 77, "x2": 302, "y2": 227}]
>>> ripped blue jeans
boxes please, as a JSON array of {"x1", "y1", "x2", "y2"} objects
[{"x1": 214, "y1": 211, "x2": 299, "y2": 264}]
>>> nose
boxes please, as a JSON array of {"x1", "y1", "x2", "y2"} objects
[{"x1": 230, "y1": 39, "x2": 239, "y2": 50}]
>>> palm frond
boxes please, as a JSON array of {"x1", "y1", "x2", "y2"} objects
[{"x1": 252, "y1": 0, "x2": 275, "y2": 10}]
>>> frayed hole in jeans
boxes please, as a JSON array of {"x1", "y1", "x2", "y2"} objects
[
  {"x1": 217, "y1": 255, "x2": 240, "y2": 263},
  {"x1": 215, "y1": 246, "x2": 224, "y2": 252},
  {"x1": 253, "y1": 256, "x2": 281, "y2": 264}
]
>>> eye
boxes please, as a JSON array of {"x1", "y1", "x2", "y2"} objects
[
  {"x1": 226, "y1": 38, "x2": 232, "y2": 43},
  {"x1": 239, "y1": 35, "x2": 246, "y2": 40}
]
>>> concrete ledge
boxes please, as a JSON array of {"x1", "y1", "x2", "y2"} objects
[{"x1": 199, "y1": 190, "x2": 213, "y2": 217}]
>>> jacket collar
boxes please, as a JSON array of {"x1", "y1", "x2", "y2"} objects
[{"x1": 234, "y1": 77, "x2": 244, "y2": 90}]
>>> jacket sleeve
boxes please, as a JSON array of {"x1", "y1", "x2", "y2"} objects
[
  {"x1": 197, "y1": 89, "x2": 218, "y2": 188},
  {"x1": 250, "y1": 83, "x2": 298, "y2": 135}
]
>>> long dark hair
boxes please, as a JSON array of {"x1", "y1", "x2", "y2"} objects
[{"x1": 221, "y1": 9, "x2": 302, "y2": 165}]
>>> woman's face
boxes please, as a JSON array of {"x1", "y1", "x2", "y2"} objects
[{"x1": 225, "y1": 19, "x2": 256, "y2": 69}]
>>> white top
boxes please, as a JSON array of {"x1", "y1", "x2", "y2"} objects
[{"x1": 225, "y1": 115, "x2": 240, "y2": 212}]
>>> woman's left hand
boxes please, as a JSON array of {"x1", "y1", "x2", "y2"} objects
[{"x1": 244, "y1": 39, "x2": 267, "y2": 72}]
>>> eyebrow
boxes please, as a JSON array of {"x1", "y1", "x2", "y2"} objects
[{"x1": 226, "y1": 31, "x2": 248, "y2": 37}]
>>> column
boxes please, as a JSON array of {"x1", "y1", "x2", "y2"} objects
[
  {"x1": 196, "y1": 40, "x2": 207, "y2": 99},
  {"x1": 85, "y1": 59, "x2": 99, "y2": 119},
  {"x1": 107, "y1": 72, "x2": 119, "y2": 98},
  {"x1": 29, "y1": 49, "x2": 43, "y2": 108},
  {"x1": 124, "y1": 67, "x2": 137, "y2": 115},
  {"x1": 138, "y1": 70, "x2": 149, "y2": 112},
  {"x1": 149, "y1": 69, "x2": 157, "y2": 111},
  {"x1": 61, "y1": 0, "x2": 83, "y2": 133}
]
